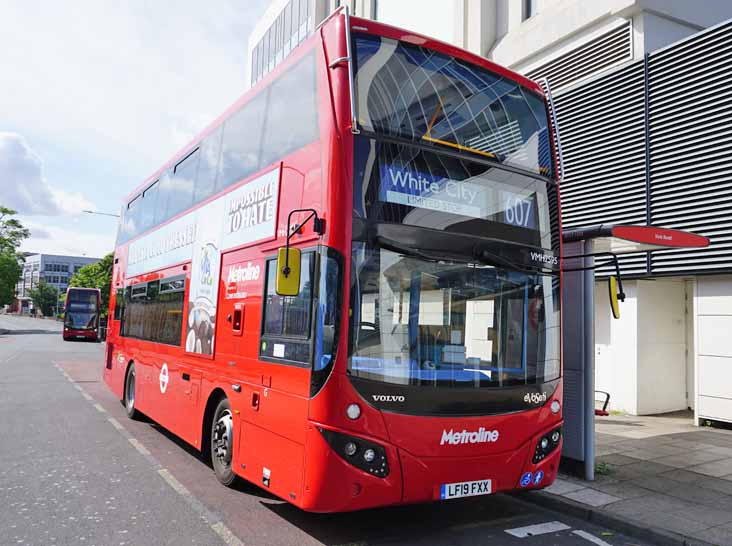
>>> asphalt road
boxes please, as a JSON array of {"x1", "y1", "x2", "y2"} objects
[{"x1": 0, "y1": 314, "x2": 654, "y2": 546}]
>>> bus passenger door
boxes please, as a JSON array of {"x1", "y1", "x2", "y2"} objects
[{"x1": 175, "y1": 367, "x2": 203, "y2": 447}]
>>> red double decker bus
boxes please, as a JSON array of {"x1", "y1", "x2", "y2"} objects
[
  {"x1": 64, "y1": 287, "x2": 101, "y2": 341},
  {"x1": 104, "y1": 8, "x2": 563, "y2": 512}
]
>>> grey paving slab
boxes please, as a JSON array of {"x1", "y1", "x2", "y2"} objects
[
  {"x1": 632, "y1": 475, "x2": 695, "y2": 494},
  {"x1": 668, "y1": 503, "x2": 732, "y2": 527},
  {"x1": 589, "y1": 483, "x2": 651, "y2": 500},
  {"x1": 665, "y1": 440, "x2": 718, "y2": 451},
  {"x1": 617, "y1": 448, "x2": 671, "y2": 461},
  {"x1": 597, "y1": 453, "x2": 645, "y2": 466},
  {"x1": 666, "y1": 483, "x2": 732, "y2": 509},
  {"x1": 659, "y1": 468, "x2": 710, "y2": 484},
  {"x1": 638, "y1": 510, "x2": 712, "y2": 536},
  {"x1": 692, "y1": 525, "x2": 732, "y2": 546},
  {"x1": 654, "y1": 450, "x2": 729, "y2": 468},
  {"x1": 688, "y1": 459, "x2": 732, "y2": 477},
  {"x1": 610, "y1": 461, "x2": 676, "y2": 482},
  {"x1": 561, "y1": 488, "x2": 621, "y2": 507},
  {"x1": 544, "y1": 478, "x2": 586, "y2": 495}
]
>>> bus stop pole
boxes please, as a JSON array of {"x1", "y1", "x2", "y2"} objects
[{"x1": 582, "y1": 241, "x2": 595, "y2": 481}]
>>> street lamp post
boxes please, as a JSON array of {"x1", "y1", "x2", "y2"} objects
[{"x1": 83, "y1": 210, "x2": 120, "y2": 218}]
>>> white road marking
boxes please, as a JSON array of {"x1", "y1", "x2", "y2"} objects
[
  {"x1": 573, "y1": 530, "x2": 614, "y2": 546},
  {"x1": 128, "y1": 438, "x2": 151, "y2": 456},
  {"x1": 81, "y1": 392, "x2": 93, "y2": 401},
  {"x1": 505, "y1": 521, "x2": 572, "y2": 538},
  {"x1": 93, "y1": 403, "x2": 107, "y2": 413},
  {"x1": 211, "y1": 522, "x2": 245, "y2": 546},
  {"x1": 107, "y1": 417, "x2": 126, "y2": 431},
  {"x1": 158, "y1": 468, "x2": 192, "y2": 497}
]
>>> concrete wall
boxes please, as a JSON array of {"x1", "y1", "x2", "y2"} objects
[
  {"x1": 373, "y1": 0, "x2": 463, "y2": 46},
  {"x1": 695, "y1": 276, "x2": 732, "y2": 424}
]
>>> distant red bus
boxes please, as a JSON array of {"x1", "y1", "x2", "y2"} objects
[
  {"x1": 104, "y1": 8, "x2": 563, "y2": 512},
  {"x1": 64, "y1": 287, "x2": 101, "y2": 341}
]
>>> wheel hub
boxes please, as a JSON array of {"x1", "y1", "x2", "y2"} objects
[
  {"x1": 126, "y1": 371, "x2": 135, "y2": 410},
  {"x1": 213, "y1": 410, "x2": 233, "y2": 464}
]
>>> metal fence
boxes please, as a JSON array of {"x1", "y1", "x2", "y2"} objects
[{"x1": 552, "y1": 19, "x2": 732, "y2": 277}]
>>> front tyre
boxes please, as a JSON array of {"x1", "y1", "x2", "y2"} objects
[
  {"x1": 211, "y1": 398, "x2": 237, "y2": 486},
  {"x1": 124, "y1": 363, "x2": 139, "y2": 420}
]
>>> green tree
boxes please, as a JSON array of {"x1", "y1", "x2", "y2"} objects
[
  {"x1": 0, "y1": 251, "x2": 22, "y2": 306},
  {"x1": 69, "y1": 253, "x2": 113, "y2": 318},
  {"x1": 0, "y1": 207, "x2": 31, "y2": 254},
  {"x1": 28, "y1": 280, "x2": 59, "y2": 317},
  {"x1": 0, "y1": 207, "x2": 29, "y2": 308}
]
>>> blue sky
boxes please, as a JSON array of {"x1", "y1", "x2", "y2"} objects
[{"x1": 1, "y1": 0, "x2": 267, "y2": 258}]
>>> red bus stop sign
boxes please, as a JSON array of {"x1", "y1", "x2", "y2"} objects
[{"x1": 563, "y1": 224, "x2": 710, "y2": 254}]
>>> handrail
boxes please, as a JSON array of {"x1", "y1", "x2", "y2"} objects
[
  {"x1": 343, "y1": 5, "x2": 360, "y2": 134},
  {"x1": 540, "y1": 78, "x2": 563, "y2": 181}
]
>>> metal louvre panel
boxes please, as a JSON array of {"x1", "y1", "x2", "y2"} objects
[
  {"x1": 527, "y1": 23, "x2": 633, "y2": 92},
  {"x1": 553, "y1": 62, "x2": 647, "y2": 243},
  {"x1": 648, "y1": 21, "x2": 732, "y2": 274}
]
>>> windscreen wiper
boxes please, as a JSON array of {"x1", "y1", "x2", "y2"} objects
[{"x1": 373, "y1": 236, "x2": 468, "y2": 264}]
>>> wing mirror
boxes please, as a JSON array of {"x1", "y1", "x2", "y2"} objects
[
  {"x1": 276, "y1": 247, "x2": 302, "y2": 296},
  {"x1": 608, "y1": 275, "x2": 625, "y2": 320},
  {"x1": 275, "y1": 208, "x2": 324, "y2": 297}
]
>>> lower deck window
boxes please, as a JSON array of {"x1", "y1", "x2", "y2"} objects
[{"x1": 121, "y1": 276, "x2": 185, "y2": 346}]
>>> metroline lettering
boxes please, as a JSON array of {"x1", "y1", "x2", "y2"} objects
[{"x1": 440, "y1": 427, "x2": 500, "y2": 446}]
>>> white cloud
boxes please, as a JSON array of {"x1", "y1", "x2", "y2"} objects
[
  {"x1": 0, "y1": 1, "x2": 265, "y2": 174},
  {"x1": 0, "y1": 132, "x2": 96, "y2": 216},
  {"x1": 20, "y1": 221, "x2": 113, "y2": 259}
]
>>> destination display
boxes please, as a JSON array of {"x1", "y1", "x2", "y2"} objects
[{"x1": 379, "y1": 162, "x2": 538, "y2": 230}]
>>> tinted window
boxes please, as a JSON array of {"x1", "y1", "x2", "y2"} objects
[
  {"x1": 121, "y1": 276, "x2": 185, "y2": 346},
  {"x1": 139, "y1": 181, "x2": 159, "y2": 232},
  {"x1": 260, "y1": 252, "x2": 314, "y2": 363},
  {"x1": 194, "y1": 127, "x2": 223, "y2": 202},
  {"x1": 122, "y1": 195, "x2": 142, "y2": 243},
  {"x1": 261, "y1": 53, "x2": 318, "y2": 167},
  {"x1": 220, "y1": 91, "x2": 266, "y2": 188}
]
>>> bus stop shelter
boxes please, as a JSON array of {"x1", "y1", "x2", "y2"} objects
[{"x1": 561, "y1": 224, "x2": 709, "y2": 480}]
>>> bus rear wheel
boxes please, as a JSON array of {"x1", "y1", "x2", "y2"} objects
[
  {"x1": 124, "y1": 364, "x2": 139, "y2": 420},
  {"x1": 211, "y1": 398, "x2": 237, "y2": 486}
]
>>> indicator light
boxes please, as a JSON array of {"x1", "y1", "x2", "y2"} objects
[{"x1": 550, "y1": 400, "x2": 561, "y2": 414}]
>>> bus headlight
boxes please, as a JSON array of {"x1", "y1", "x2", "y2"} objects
[
  {"x1": 533, "y1": 427, "x2": 562, "y2": 464},
  {"x1": 318, "y1": 428, "x2": 389, "y2": 478}
]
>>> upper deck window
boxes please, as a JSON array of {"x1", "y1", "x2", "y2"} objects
[
  {"x1": 117, "y1": 51, "x2": 318, "y2": 247},
  {"x1": 353, "y1": 34, "x2": 553, "y2": 178}
]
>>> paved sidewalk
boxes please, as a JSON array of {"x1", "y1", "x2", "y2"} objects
[{"x1": 540, "y1": 412, "x2": 732, "y2": 545}]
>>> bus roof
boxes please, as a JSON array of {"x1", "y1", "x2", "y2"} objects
[{"x1": 122, "y1": 10, "x2": 546, "y2": 205}]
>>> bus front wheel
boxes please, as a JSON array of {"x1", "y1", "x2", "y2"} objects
[
  {"x1": 211, "y1": 397, "x2": 237, "y2": 486},
  {"x1": 124, "y1": 364, "x2": 139, "y2": 420}
]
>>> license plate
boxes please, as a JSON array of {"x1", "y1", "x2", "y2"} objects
[{"x1": 439, "y1": 479, "x2": 492, "y2": 500}]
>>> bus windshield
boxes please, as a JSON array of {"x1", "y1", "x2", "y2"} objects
[
  {"x1": 353, "y1": 33, "x2": 553, "y2": 178},
  {"x1": 349, "y1": 244, "x2": 560, "y2": 388},
  {"x1": 65, "y1": 290, "x2": 99, "y2": 330}
]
